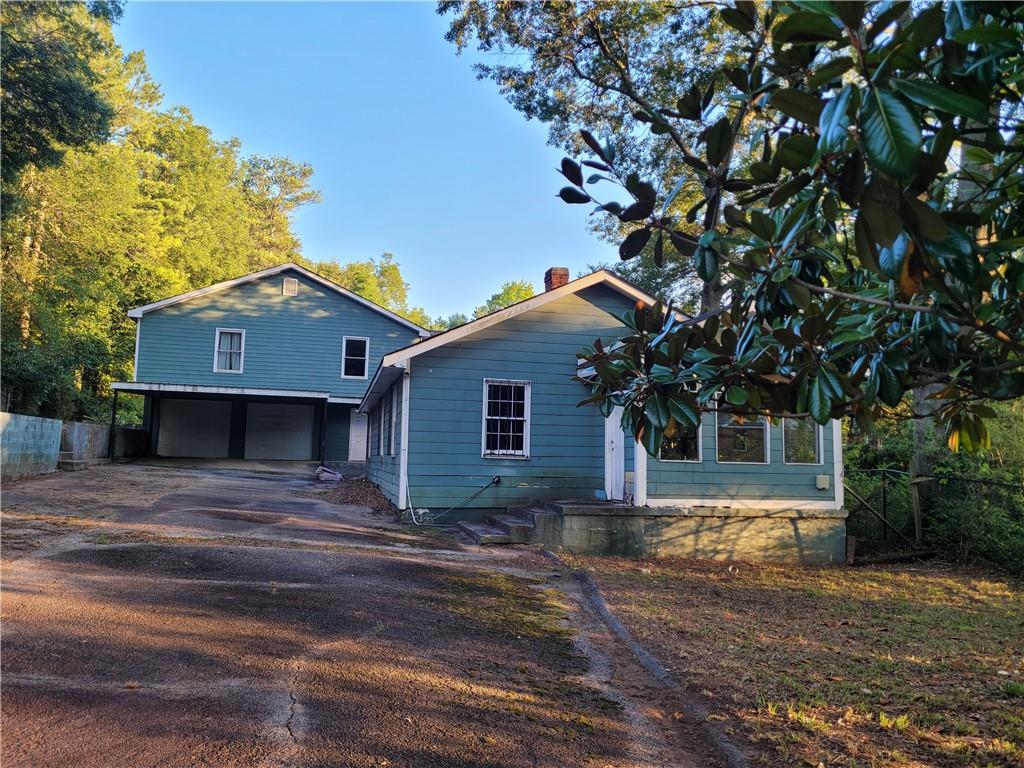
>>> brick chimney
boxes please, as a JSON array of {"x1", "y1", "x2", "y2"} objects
[{"x1": 544, "y1": 267, "x2": 570, "y2": 292}]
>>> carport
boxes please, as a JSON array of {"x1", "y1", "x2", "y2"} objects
[{"x1": 111, "y1": 382, "x2": 366, "y2": 462}]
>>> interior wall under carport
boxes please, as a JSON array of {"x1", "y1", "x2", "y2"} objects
[{"x1": 143, "y1": 393, "x2": 342, "y2": 461}]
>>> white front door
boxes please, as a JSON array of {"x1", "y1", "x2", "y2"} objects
[
  {"x1": 348, "y1": 411, "x2": 368, "y2": 461},
  {"x1": 604, "y1": 406, "x2": 625, "y2": 501}
]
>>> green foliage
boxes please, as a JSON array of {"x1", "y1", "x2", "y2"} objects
[
  {"x1": 0, "y1": 11, "x2": 428, "y2": 419},
  {"x1": 305, "y1": 253, "x2": 431, "y2": 327},
  {"x1": 440, "y1": 1, "x2": 737, "y2": 304},
  {"x1": 473, "y1": 280, "x2": 536, "y2": 318},
  {"x1": 0, "y1": 1, "x2": 123, "y2": 190},
  {"x1": 555, "y1": 1, "x2": 1024, "y2": 454},
  {"x1": 846, "y1": 402, "x2": 1024, "y2": 575}
]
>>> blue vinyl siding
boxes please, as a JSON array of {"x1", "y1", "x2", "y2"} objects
[
  {"x1": 367, "y1": 377, "x2": 403, "y2": 502},
  {"x1": 404, "y1": 285, "x2": 636, "y2": 510},
  {"x1": 135, "y1": 269, "x2": 420, "y2": 399},
  {"x1": 647, "y1": 415, "x2": 837, "y2": 502}
]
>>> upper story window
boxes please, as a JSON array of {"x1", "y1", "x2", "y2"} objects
[
  {"x1": 214, "y1": 328, "x2": 245, "y2": 374},
  {"x1": 342, "y1": 336, "x2": 369, "y2": 379},
  {"x1": 482, "y1": 379, "x2": 530, "y2": 459},
  {"x1": 716, "y1": 412, "x2": 768, "y2": 463},
  {"x1": 783, "y1": 418, "x2": 821, "y2": 464},
  {"x1": 282, "y1": 277, "x2": 298, "y2": 296},
  {"x1": 660, "y1": 422, "x2": 701, "y2": 462}
]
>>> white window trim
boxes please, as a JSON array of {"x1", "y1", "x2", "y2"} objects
[
  {"x1": 342, "y1": 336, "x2": 370, "y2": 379},
  {"x1": 658, "y1": 419, "x2": 703, "y2": 463},
  {"x1": 715, "y1": 411, "x2": 769, "y2": 465},
  {"x1": 781, "y1": 418, "x2": 823, "y2": 466},
  {"x1": 481, "y1": 378, "x2": 531, "y2": 460},
  {"x1": 213, "y1": 328, "x2": 245, "y2": 374},
  {"x1": 282, "y1": 277, "x2": 298, "y2": 296}
]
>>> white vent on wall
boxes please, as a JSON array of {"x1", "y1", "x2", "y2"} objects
[{"x1": 282, "y1": 277, "x2": 298, "y2": 296}]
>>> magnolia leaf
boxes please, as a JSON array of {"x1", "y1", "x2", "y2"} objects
[
  {"x1": 778, "y1": 134, "x2": 818, "y2": 171},
  {"x1": 809, "y1": 376, "x2": 832, "y2": 424},
  {"x1": 694, "y1": 246, "x2": 719, "y2": 282},
  {"x1": 890, "y1": 79, "x2": 988, "y2": 122},
  {"x1": 705, "y1": 117, "x2": 733, "y2": 167},
  {"x1": 721, "y1": 7, "x2": 755, "y2": 33},
  {"x1": 560, "y1": 158, "x2": 583, "y2": 187},
  {"x1": 669, "y1": 230, "x2": 698, "y2": 257},
  {"x1": 774, "y1": 11, "x2": 843, "y2": 43},
  {"x1": 725, "y1": 386, "x2": 749, "y2": 405},
  {"x1": 902, "y1": 195, "x2": 948, "y2": 242},
  {"x1": 879, "y1": 231, "x2": 910, "y2": 278},
  {"x1": 772, "y1": 88, "x2": 825, "y2": 124},
  {"x1": 818, "y1": 84, "x2": 853, "y2": 154},
  {"x1": 860, "y1": 89, "x2": 921, "y2": 178},
  {"x1": 807, "y1": 56, "x2": 855, "y2": 89},
  {"x1": 559, "y1": 187, "x2": 590, "y2": 204},
  {"x1": 619, "y1": 227, "x2": 652, "y2": 260}
]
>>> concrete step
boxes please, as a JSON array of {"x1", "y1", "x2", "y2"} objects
[
  {"x1": 457, "y1": 521, "x2": 511, "y2": 545},
  {"x1": 487, "y1": 514, "x2": 534, "y2": 543}
]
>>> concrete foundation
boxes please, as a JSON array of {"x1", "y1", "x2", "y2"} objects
[{"x1": 532, "y1": 502, "x2": 848, "y2": 565}]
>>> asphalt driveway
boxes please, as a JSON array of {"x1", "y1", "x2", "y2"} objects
[{"x1": 1, "y1": 464, "x2": 721, "y2": 767}]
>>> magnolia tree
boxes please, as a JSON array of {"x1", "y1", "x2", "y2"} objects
[{"x1": 558, "y1": 0, "x2": 1024, "y2": 454}]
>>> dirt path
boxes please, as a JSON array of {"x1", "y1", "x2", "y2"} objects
[{"x1": 1, "y1": 464, "x2": 723, "y2": 767}]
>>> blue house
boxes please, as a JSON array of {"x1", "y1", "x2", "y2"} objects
[
  {"x1": 359, "y1": 267, "x2": 846, "y2": 563},
  {"x1": 114, "y1": 263, "x2": 428, "y2": 462},
  {"x1": 120, "y1": 263, "x2": 846, "y2": 562}
]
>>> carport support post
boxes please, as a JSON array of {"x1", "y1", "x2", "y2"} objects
[{"x1": 108, "y1": 389, "x2": 119, "y2": 460}]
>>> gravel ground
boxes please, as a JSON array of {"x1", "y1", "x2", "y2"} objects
[{"x1": 1, "y1": 463, "x2": 724, "y2": 767}]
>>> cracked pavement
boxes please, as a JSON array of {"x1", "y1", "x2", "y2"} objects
[{"x1": 1, "y1": 463, "x2": 720, "y2": 767}]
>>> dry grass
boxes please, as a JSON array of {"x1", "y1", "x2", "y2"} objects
[{"x1": 571, "y1": 555, "x2": 1024, "y2": 768}]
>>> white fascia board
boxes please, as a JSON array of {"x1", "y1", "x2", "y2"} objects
[
  {"x1": 111, "y1": 382, "x2": 331, "y2": 399},
  {"x1": 380, "y1": 270, "x2": 659, "y2": 367},
  {"x1": 357, "y1": 363, "x2": 405, "y2": 414},
  {"x1": 126, "y1": 262, "x2": 430, "y2": 336}
]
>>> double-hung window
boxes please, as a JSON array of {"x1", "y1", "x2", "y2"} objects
[
  {"x1": 342, "y1": 337, "x2": 369, "y2": 379},
  {"x1": 716, "y1": 412, "x2": 768, "y2": 463},
  {"x1": 783, "y1": 418, "x2": 821, "y2": 464},
  {"x1": 214, "y1": 329, "x2": 244, "y2": 373},
  {"x1": 482, "y1": 379, "x2": 530, "y2": 458}
]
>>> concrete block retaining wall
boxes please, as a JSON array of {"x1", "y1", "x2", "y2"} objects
[
  {"x1": 1, "y1": 412, "x2": 62, "y2": 481},
  {"x1": 535, "y1": 504, "x2": 848, "y2": 565},
  {"x1": 61, "y1": 421, "x2": 148, "y2": 462}
]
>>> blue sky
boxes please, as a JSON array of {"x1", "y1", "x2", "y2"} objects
[{"x1": 115, "y1": 1, "x2": 616, "y2": 318}]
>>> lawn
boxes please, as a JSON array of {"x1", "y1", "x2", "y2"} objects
[{"x1": 570, "y1": 556, "x2": 1023, "y2": 768}]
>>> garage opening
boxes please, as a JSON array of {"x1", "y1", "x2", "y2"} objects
[
  {"x1": 244, "y1": 402, "x2": 315, "y2": 460},
  {"x1": 156, "y1": 399, "x2": 232, "y2": 458}
]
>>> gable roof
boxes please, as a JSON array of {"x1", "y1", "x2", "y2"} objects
[
  {"x1": 358, "y1": 269, "x2": 662, "y2": 412},
  {"x1": 126, "y1": 262, "x2": 431, "y2": 337}
]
